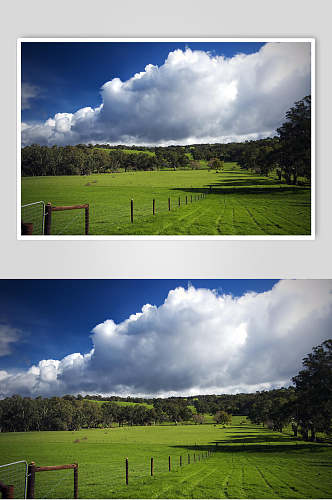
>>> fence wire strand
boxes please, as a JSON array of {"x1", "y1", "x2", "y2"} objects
[
  {"x1": 21, "y1": 193, "x2": 208, "y2": 236},
  {"x1": 21, "y1": 202, "x2": 45, "y2": 235},
  {"x1": 35, "y1": 469, "x2": 74, "y2": 499},
  {"x1": 55, "y1": 210, "x2": 84, "y2": 235},
  {"x1": 0, "y1": 461, "x2": 27, "y2": 499}
]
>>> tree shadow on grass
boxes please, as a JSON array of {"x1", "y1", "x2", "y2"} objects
[
  {"x1": 171, "y1": 186, "x2": 310, "y2": 196},
  {"x1": 224, "y1": 425, "x2": 257, "y2": 430},
  {"x1": 215, "y1": 433, "x2": 300, "y2": 444},
  {"x1": 171, "y1": 441, "x2": 330, "y2": 455}
]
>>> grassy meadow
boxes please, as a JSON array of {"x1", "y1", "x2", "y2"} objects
[
  {"x1": 1, "y1": 417, "x2": 331, "y2": 498},
  {"x1": 21, "y1": 163, "x2": 311, "y2": 236}
]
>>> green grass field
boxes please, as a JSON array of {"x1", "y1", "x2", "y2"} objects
[
  {"x1": 21, "y1": 163, "x2": 311, "y2": 236},
  {"x1": 1, "y1": 417, "x2": 331, "y2": 498}
]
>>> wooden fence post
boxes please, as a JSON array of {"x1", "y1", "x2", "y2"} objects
[
  {"x1": 180, "y1": 456, "x2": 182, "y2": 467},
  {"x1": 27, "y1": 462, "x2": 36, "y2": 499},
  {"x1": 191, "y1": 195, "x2": 192, "y2": 203},
  {"x1": 153, "y1": 199, "x2": 155, "y2": 215},
  {"x1": 0, "y1": 483, "x2": 14, "y2": 499},
  {"x1": 125, "y1": 458, "x2": 129, "y2": 485},
  {"x1": 188, "y1": 454, "x2": 190, "y2": 464},
  {"x1": 186, "y1": 196, "x2": 188, "y2": 205},
  {"x1": 150, "y1": 457, "x2": 154, "y2": 476},
  {"x1": 130, "y1": 200, "x2": 134, "y2": 223},
  {"x1": 168, "y1": 198, "x2": 171, "y2": 211},
  {"x1": 6, "y1": 485, "x2": 14, "y2": 499},
  {"x1": 178, "y1": 196, "x2": 181, "y2": 207},
  {"x1": 168, "y1": 456, "x2": 171, "y2": 472},
  {"x1": 74, "y1": 464, "x2": 78, "y2": 499},
  {"x1": 21, "y1": 222, "x2": 34, "y2": 235},
  {"x1": 85, "y1": 206, "x2": 89, "y2": 235},
  {"x1": 194, "y1": 453, "x2": 196, "y2": 463},
  {"x1": 44, "y1": 203, "x2": 52, "y2": 235}
]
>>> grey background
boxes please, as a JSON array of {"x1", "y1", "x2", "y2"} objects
[{"x1": 1, "y1": 0, "x2": 331, "y2": 279}]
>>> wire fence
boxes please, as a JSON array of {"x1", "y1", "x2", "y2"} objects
[
  {"x1": 33, "y1": 468, "x2": 76, "y2": 499},
  {"x1": 91, "y1": 193, "x2": 207, "y2": 235},
  {"x1": 0, "y1": 461, "x2": 28, "y2": 499},
  {"x1": 21, "y1": 193, "x2": 207, "y2": 235},
  {"x1": 21, "y1": 451, "x2": 213, "y2": 498},
  {"x1": 51, "y1": 209, "x2": 86, "y2": 236},
  {"x1": 21, "y1": 202, "x2": 45, "y2": 235},
  {"x1": 101, "y1": 450, "x2": 212, "y2": 490}
]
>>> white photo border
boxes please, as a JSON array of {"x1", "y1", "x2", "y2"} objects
[{"x1": 17, "y1": 37, "x2": 316, "y2": 241}]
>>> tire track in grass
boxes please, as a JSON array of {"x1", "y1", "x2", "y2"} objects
[
  {"x1": 216, "y1": 215, "x2": 223, "y2": 235},
  {"x1": 231, "y1": 198, "x2": 265, "y2": 235},
  {"x1": 236, "y1": 197, "x2": 307, "y2": 235},
  {"x1": 251, "y1": 458, "x2": 303, "y2": 498},
  {"x1": 260, "y1": 207, "x2": 308, "y2": 233},
  {"x1": 215, "y1": 206, "x2": 228, "y2": 235},
  {"x1": 223, "y1": 454, "x2": 234, "y2": 498},
  {"x1": 158, "y1": 205, "x2": 208, "y2": 235},
  {"x1": 237, "y1": 195, "x2": 309, "y2": 235},
  {"x1": 247, "y1": 453, "x2": 324, "y2": 499},
  {"x1": 154, "y1": 463, "x2": 211, "y2": 499},
  {"x1": 234, "y1": 197, "x2": 268, "y2": 234},
  {"x1": 265, "y1": 457, "x2": 332, "y2": 498},
  {"x1": 257, "y1": 206, "x2": 309, "y2": 233},
  {"x1": 241, "y1": 460, "x2": 246, "y2": 498},
  {"x1": 251, "y1": 460, "x2": 280, "y2": 497},
  {"x1": 180, "y1": 466, "x2": 221, "y2": 498},
  {"x1": 249, "y1": 209, "x2": 289, "y2": 235},
  {"x1": 246, "y1": 208, "x2": 267, "y2": 234},
  {"x1": 137, "y1": 203, "x2": 203, "y2": 235},
  {"x1": 226, "y1": 454, "x2": 246, "y2": 499},
  {"x1": 178, "y1": 203, "x2": 225, "y2": 235},
  {"x1": 216, "y1": 207, "x2": 237, "y2": 235}
]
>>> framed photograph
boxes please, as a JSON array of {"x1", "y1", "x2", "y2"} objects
[
  {"x1": 0, "y1": 279, "x2": 331, "y2": 498},
  {"x1": 18, "y1": 38, "x2": 315, "y2": 240}
]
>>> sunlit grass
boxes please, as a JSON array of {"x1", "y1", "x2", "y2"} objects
[{"x1": 21, "y1": 163, "x2": 311, "y2": 235}]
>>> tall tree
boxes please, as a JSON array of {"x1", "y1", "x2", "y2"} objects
[
  {"x1": 292, "y1": 339, "x2": 332, "y2": 440},
  {"x1": 277, "y1": 95, "x2": 311, "y2": 184}
]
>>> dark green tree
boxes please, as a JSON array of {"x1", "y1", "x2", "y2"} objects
[
  {"x1": 277, "y1": 95, "x2": 311, "y2": 184},
  {"x1": 292, "y1": 339, "x2": 332, "y2": 440}
]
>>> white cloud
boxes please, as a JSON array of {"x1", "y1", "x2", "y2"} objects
[
  {"x1": 21, "y1": 82, "x2": 40, "y2": 110},
  {"x1": 21, "y1": 43, "x2": 311, "y2": 147},
  {"x1": 0, "y1": 280, "x2": 331, "y2": 398},
  {"x1": 0, "y1": 325, "x2": 21, "y2": 357}
]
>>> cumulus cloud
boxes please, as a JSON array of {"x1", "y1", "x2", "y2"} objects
[
  {"x1": 0, "y1": 280, "x2": 331, "y2": 398},
  {"x1": 21, "y1": 42, "x2": 311, "y2": 146},
  {"x1": 0, "y1": 325, "x2": 21, "y2": 357},
  {"x1": 21, "y1": 82, "x2": 40, "y2": 110}
]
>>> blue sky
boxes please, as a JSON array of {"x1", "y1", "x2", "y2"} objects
[
  {"x1": 21, "y1": 42, "x2": 265, "y2": 122},
  {"x1": 2, "y1": 279, "x2": 329, "y2": 398},
  {"x1": 21, "y1": 41, "x2": 311, "y2": 147},
  {"x1": 0, "y1": 279, "x2": 277, "y2": 371}
]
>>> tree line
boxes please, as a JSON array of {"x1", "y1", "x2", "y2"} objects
[
  {"x1": 20, "y1": 145, "x2": 191, "y2": 177},
  {"x1": 21, "y1": 96, "x2": 311, "y2": 185},
  {"x1": 0, "y1": 397, "x2": 193, "y2": 432},
  {"x1": 1, "y1": 338, "x2": 328, "y2": 438},
  {"x1": 248, "y1": 339, "x2": 331, "y2": 441}
]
